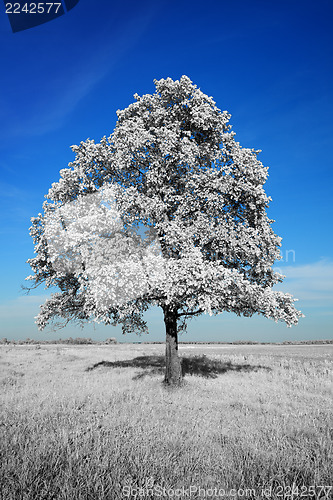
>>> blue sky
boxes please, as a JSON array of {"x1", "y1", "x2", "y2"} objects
[{"x1": 0, "y1": 0, "x2": 332, "y2": 342}]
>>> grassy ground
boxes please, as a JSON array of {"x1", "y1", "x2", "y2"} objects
[{"x1": 0, "y1": 343, "x2": 332, "y2": 499}]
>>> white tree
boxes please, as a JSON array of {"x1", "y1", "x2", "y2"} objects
[{"x1": 27, "y1": 76, "x2": 303, "y2": 385}]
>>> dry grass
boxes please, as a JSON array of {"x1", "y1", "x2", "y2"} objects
[{"x1": 0, "y1": 343, "x2": 332, "y2": 499}]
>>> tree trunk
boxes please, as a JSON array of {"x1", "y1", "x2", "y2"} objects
[{"x1": 163, "y1": 305, "x2": 182, "y2": 385}]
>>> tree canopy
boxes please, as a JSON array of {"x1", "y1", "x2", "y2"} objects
[{"x1": 27, "y1": 75, "x2": 302, "y2": 352}]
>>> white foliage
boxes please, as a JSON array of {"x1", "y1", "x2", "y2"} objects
[
  {"x1": 43, "y1": 185, "x2": 165, "y2": 311},
  {"x1": 27, "y1": 75, "x2": 303, "y2": 332}
]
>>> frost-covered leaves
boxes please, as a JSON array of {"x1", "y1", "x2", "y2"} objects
[
  {"x1": 27, "y1": 75, "x2": 303, "y2": 331},
  {"x1": 37, "y1": 186, "x2": 164, "y2": 329}
]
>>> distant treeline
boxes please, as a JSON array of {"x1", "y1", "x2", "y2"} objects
[
  {"x1": 1, "y1": 338, "x2": 332, "y2": 345},
  {"x1": 135, "y1": 340, "x2": 333, "y2": 345},
  {"x1": 0, "y1": 337, "x2": 117, "y2": 345}
]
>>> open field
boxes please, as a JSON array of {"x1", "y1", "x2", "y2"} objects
[{"x1": 1, "y1": 343, "x2": 332, "y2": 499}]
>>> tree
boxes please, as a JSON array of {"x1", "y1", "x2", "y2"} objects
[{"x1": 27, "y1": 76, "x2": 303, "y2": 385}]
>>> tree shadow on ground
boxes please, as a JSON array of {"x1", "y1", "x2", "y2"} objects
[{"x1": 86, "y1": 355, "x2": 272, "y2": 380}]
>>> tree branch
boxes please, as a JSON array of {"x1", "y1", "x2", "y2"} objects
[{"x1": 177, "y1": 308, "x2": 204, "y2": 318}]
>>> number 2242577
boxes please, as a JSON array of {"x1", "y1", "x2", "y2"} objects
[{"x1": 5, "y1": 3, "x2": 62, "y2": 14}]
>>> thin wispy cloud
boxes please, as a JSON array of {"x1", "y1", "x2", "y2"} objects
[
  {"x1": 3, "y1": 9, "x2": 156, "y2": 139},
  {"x1": 275, "y1": 259, "x2": 333, "y2": 306},
  {"x1": 0, "y1": 181, "x2": 28, "y2": 199},
  {"x1": 0, "y1": 295, "x2": 48, "y2": 320}
]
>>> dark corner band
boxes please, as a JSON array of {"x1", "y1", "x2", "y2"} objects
[{"x1": 3, "y1": 0, "x2": 81, "y2": 33}]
